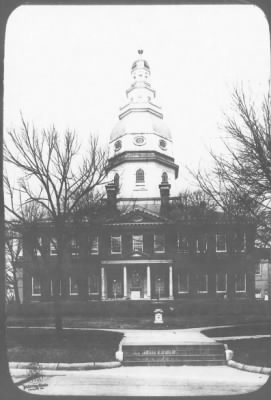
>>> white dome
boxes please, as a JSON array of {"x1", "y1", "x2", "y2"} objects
[{"x1": 110, "y1": 111, "x2": 172, "y2": 142}]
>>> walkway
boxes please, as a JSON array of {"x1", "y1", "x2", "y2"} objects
[{"x1": 12, "y1": 365, "x2": 268, "y2": 396}]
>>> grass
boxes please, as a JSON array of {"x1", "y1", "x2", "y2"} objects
[
  {"x1": 221, "y1": 338, "x2": 271, "y2": 368},
  {"x1": 7, "y1": 313, "x2": 270, "y2": 330},
  {"x1": 7, "y1": 328, "x2": 123, "y2": 363}
]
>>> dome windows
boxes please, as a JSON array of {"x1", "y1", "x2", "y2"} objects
[
  {"x1": 159, "y1": 139, "x2": 167, "y2": 150},
  {"x1": 136, "y1": 169, "x2": 145, "y2": 184},
  {"x1": 162, "y1": 172, "x2": 168, "y2": 183},
  {"x1": 134, "y1": 135, "x2": 146, "y2": 146},
  {"x1": 114, "y1": 140, "x2": 122, "y2": 151}
]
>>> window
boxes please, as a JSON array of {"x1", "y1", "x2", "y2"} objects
[
  {"x1": 90, "y1": 236, "x2": 99, "y2": 255},
  {"x1": 255, "y1": 264, "x2": 262, "y2": 275},
  {"x1": 50, "y1": 280, "x2": 62, "y2": 296},
  {"x1": 114, "y1": 140, "x2": 122, "y2": 151},
  {"x1": 32, "y1": 277, "x2": 41, "y2": 296},
  {"x1": 114, "y1": 173, "x2": 120, "y2": 187},
  {"x1": 134, "y1": 136, "x2": 145, "y2": 146},
  {"x1": 216, "y1": 272, "x2": 227, "y2": 293},
  {"x1": 33, "y1": 237, "x2": 43, "y2": 256},
  {"x1": 161, "y1": 172, "x2": 168, "y2": 183},
  {"x1": 159, "y1": 139, "x2": 167, "y2": 150},
  {"x1": 198, "y1": 274, "x2": 208, "y2": 293},
  {"x1": 196, "y1": 235, "x2": 208, "y2": 254},
  {"x1": 136, "y1": 169, "x2": 145, "y2": 184},
  {"x1": 10, "y1": 237, "x2": 23, "y2": 257},
  {"x1": 71, "y1": 238, "x2": 79, "y2": 256},
  {"x1": 111, "y1": 236, "x2": 122, "y2": 254},
  {"x1": 154, "y1": 234, "x2": 165, "y2": 253},
  {"x1": 178, "y1": 272, "x2": 189, "y2": 293},
  {"x1": 177, "y1": 233, "x2": 189, "y2": 253},
  {"x1": 235, "y1": 273, "x2": 246, "y2": 293},
  {"x1": 50, "y1": 238, "x2": 57, "y2": 256},
  {"x1": 240, "y1": 233, "x2": 247, "y2": 252},
  {"x1": 216, "y1": 234, "x2": 227, "y2": 253},
  {"x1": 88, "y1": 272, "x2": 99, "y2": 294},
  {"x1": 132, "y1": 235, "x2": 143, "y2": 253},
  {"x1": 69, "y1": 277, "x2": 79, "y2": 295}
]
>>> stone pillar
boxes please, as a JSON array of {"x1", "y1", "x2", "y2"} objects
[
  {"x1": 101, "y1": 267, "x2": 106, "y2": 300},
  {"x1": 123, "y1": 265, "x2": 127, "y2": 298},
  {"x1": 169, "y1": 265, "x2": 173, "y2": 299},
  {"x1": 147, "y1": 265, "x2": 151, "y2": 299}
]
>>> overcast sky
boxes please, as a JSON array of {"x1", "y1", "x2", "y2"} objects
[{"x1": 4, "y1": 4, "x2": 270, "y2": 190}]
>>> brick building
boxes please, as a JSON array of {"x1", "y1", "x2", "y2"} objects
[{"x1": 15, "y1": 51, "x2": 256, "y2": 304}]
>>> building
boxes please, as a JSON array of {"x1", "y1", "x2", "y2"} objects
[
  {"x1": 254, "y1": 249, "x2": 271, "y2": 300},
  {"x1": 15, "y1": 52, "x2": 256, "y2": 304}
]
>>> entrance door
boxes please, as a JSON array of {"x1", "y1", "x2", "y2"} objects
[{"x1": 129, "y1": 267, "x2": 145, "y2": 299}]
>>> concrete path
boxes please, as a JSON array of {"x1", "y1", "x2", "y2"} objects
[{"x1": 11, "y1": 365, "x2": 268, "y2": 396}]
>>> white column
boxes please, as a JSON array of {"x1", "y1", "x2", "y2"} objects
[
  {"x1": 123, "y1": 265, "x2": 127, "y2": 298},
  {"x1": 101, "y1": 267, "x2": 106, "y2": 300},
  {"x1": 147, "y1": 265, "x2": 151, "y2": 299},
  {"x1": 169, "y1": 265, "x2": 173, "y2": 299}
]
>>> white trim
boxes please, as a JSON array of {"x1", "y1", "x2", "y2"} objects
[
  {"x1": 32, "y1": 277, "x2": 41, "y2": 296},
  {"x1": 101, "y1": 259, "x2": 172, "y2": 265},
  {"x1": 132, "y1": 234, "x2": 144, "y2": 253},
  {"x1": 216, "y1": 272, "x2": 227, "y2": 293},
  {"x1": 235, "y1": 273, "x2": 247, "y2": 293},
  {"x1": 90, "y1": 236, "x2": 99, "y2": 255}
]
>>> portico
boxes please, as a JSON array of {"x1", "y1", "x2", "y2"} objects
[{"x1": 100, "y1": 260, "x2": 174, "y2": 300}]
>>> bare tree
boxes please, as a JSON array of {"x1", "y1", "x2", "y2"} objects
[
  {"x1": 4, "y1": 119, "x2": 108, "y2": 331},
  {"x1": 190, "y1": 88, "x2": 271, "y2": 245}
]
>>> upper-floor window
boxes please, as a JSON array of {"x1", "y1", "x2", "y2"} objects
[
  {"x1": 198, "y1": 273, "x2": 208, "y2": 293},
  {"x1": 71, "y1": 238, "x2": 79, "y2": 256},
  {"x1": 216, "y1": 272, "x2": 227, "y2": 293},
  {"x1": 235, "y1": 272, "x2": 246, "y2": 293},
  {"x1": 177, "y1": 233, "x2": 189, "y2": 253},
  {"x1": 240, "y1": 233, "x2": 247, "y2": 253},
  {"x1": 216, "y1": 234, "x2": 227, "y2": 253},
  {"x1": 114, "y1": 173, "x2": 120, "y2": 187},
  {"x1": 90, "y1": 236, "x2": 99, "y2": 255},
  {"x1": 161, "y1": 172, "x2": 168, "y2": 183},
  {"x1": 32, "y1": 276, "x2": 41, "y2": 296},
  {"x1": 132, "y1": 235, "x2": 143, "y2": 253},
  {"x1": 50, "y1": 279, "x2": 62, "y2": 296},
  {"x1": 255, "y1": 264, "x2": 262, "y2": 276},
  {"x1": 233, "y1": 232, "x2": 247, "y2": 253},
  {"x1": 69, "y1": 276, "x2": 79, "y2": 296},
  {"x1": 50, "y1": 238, "x2": 57, "y2": 256},
  {"x1": 154, "y1": 234, "x2": 165, "y2": 253},
  {"x1": 196, "y1": 235, "x2": 208, "y2": 254},
  {"x1": 8, "y1": 237, "x2": 23, "y2": 258},
  {"x1": 111, "y1": 235, "x2": 122, "y2": 254},
  {"x1": 178, "y1": 271, "x2": 189, "y2": 293},
  {"x1": 33, "y1": 237, "x2": 43, "y2": 256},
  {"x1": 136, "y1": 169, "x2": 145, "y2": 184}
]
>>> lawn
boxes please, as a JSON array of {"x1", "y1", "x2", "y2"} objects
[
  {"x1": 7, "y1": 328, "x2": 123, "y2": 363},
  {"x1": 221, "y1": 338, "x2": 271, "y2": 368}
]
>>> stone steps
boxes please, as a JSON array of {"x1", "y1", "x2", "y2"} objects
[{"x1": 122, "y1": 343, "x2": 226, "y2": 366}]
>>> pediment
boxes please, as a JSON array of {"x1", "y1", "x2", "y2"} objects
[{"x1": 115, "y1": 208, "x2": 167, "y2": 224}]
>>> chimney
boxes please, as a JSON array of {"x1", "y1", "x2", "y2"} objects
[
  {"x1": 159, "y1": 182, "x2": 171, "y2": 207},
  {"x1": 106, "y1": 182, "x2": 118, "y2": 210}
]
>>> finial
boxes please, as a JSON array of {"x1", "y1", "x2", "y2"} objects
[{"x1": 138, "y1": 49, "x2": 143, "y2": 56}]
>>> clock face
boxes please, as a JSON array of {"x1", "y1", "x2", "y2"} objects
[
  {"x1": 159, "y1": 139, "x2": 167, "y2": 150},
  {"x1": 114, "y1": 140, "x2": 122, "y2": 151},
  {"x1": 134, "y1": 135, "x2": 146, "y2": 146}
]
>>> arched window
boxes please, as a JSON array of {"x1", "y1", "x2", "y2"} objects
[
  {"x1": 136, "y1": 169, "x2": 145, "y2": 184},
  {"x1": 162, "y1": 172, "x2": 168, "y2": 183},
  {"x1": 114, "y1": 173, "x2": 120, "y2": 187}
]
